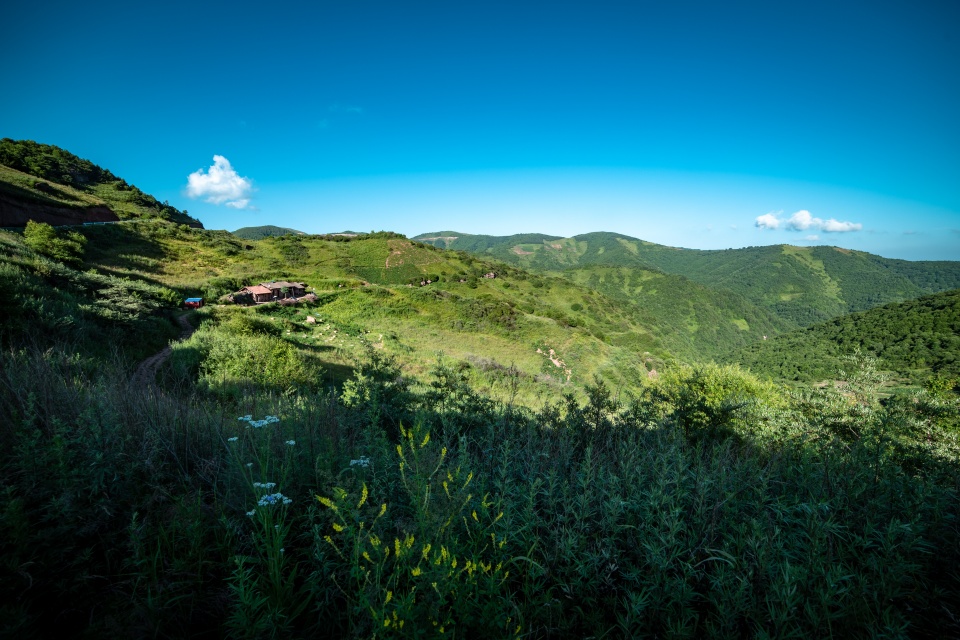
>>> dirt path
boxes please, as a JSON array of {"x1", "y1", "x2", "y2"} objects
[{"x1": 132, "y1": 312, "x2": 196, "y2": 388}]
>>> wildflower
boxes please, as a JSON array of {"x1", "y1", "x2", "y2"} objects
[
  {"x1": 258, "y1": 492, "x2": 292, "y2": 507},
  {"x1": 285, "y1": 440, "x2": 296, "y2": 446},
  {"x1": 280, "y1": 548, "x2": 285, "y2": 554},
  {"x1": 378, "y1": 503, "x2": 387, "y2": 518},
  {"x1": 228, "y1": 436, "x2": 239, "y2": 442},
  {"x1": 246, "y1": 462, "x2": 253, "y2": 468},
  {"x1": 238, "y1": 415, "x2": 252, "y2": 422},
  {"x1": 332, "y1": 523, "x2": 345, "y2": 532},
  {"x1": 357, "y1": 483, "x2": 368, "y2": 509},
  {"x1": 350, "y1": 456, "x2": 371, "y2": 467},
  {"x1": 253, "y1": 482, "x2": 277, "y2": 489},
  {"x1": 411, "y1": 566, "x2": 422, "y2": 577},
  {"x1": 385, "y1": 590, "x2": 393, "y2": 604},
  {"x1": 246, "y1": 510, "x2": 256, "y2": 517},
  {"x1": 317, "y1": 495, "x2": 337, "y2": 511}
]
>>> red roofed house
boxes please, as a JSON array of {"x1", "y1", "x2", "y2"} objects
[
  {"x1": 261, "y1": 281, "x2": 307, "y2": 298},
  {"x1": 239, "y1": 284, "x2": 274, "y2": 303}
]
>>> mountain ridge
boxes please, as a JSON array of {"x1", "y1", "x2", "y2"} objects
[{"x1": 413, "y1": 230, "x2": 960, "y2": 326}]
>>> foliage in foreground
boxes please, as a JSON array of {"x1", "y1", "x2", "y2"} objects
[{"x1": 1, "y1": 343, "x2": 959, "y2": 638}]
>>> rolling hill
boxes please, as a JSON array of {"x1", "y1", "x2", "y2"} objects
[
  {"x1": 414, "y1": 230, "x2": 960, "y2": 326},
  {"x1": 232, "y1": 225, "x2": 306, "y2": 240}
]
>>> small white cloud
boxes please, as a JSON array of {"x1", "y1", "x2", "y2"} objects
[
  {"x1": 328, "y1": 103, "x2": 363, "y2": 114},
  {"x1": 805, "y1": 235, "x2": 819, "y2": 241},
  {"x1": 821, "y1": 218, "x2": 862, "y2": 232},
  {"x1": 186, "y1": 156, "x2": 254, "y2": 209},
  {"x1": 755, "y1": 213, "x2": 781, "y2": 230},
  {"x1": 757, "y1": 210, "x2": 861, "y2": 233}
]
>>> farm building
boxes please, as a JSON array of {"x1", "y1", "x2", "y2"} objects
[
  {"x1": 183, "y1": 297, "x2": 204, "y2": 309},
  {"x1": 235, "y1": 281, "x2": 308, "y2": 304},
  {"x1": 238, "y1": 285, "x2": 274, "y2": 303},
  {"x1": 262, "y1": 281, "x2": 307, "y2": 298}
]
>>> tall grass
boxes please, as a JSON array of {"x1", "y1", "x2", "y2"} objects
[{"x1": 1, "y1": 343, "x2": 958, "y2": 637}]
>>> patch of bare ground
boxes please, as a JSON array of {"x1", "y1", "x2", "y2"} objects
[{"x1": 132, "y1": 312, "x2": 195, "y2": 388}]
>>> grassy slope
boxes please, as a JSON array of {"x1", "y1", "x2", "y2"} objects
[
  {"x1": 0, "y1": 138, "x2": 201, "y2": 226},
  {"x1": 415, "y1": 231, "x2": 795, "y2": 355},
  {"x1": 74, "y1": 224, "x2": 669, "y2": 403},
  {"x1": 731, "y1": 288, "x2": 960, "y2": 386},
  {"x1": 0, "y1": 227, "x2": 182, "y2": 362}
]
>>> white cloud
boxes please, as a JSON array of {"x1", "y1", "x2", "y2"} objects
[
  {"x1": 786, "y1": 210, "x2": 816, "y2": 230},
  {"x1": 820, "y1": 218, "x2": 862, "y2": 232},
  {"x1": 756, "y1": 209, "x2": 862, "y2": 233},
  {"x1": 805, "y1": 235, "x2": 819, "y2": 241},
  {"x1": 755, "y1": 212, "x2": 781, "y2": 230},
  {"x1": 186, "y1": 156, "x2": 254, "y2": 209}
]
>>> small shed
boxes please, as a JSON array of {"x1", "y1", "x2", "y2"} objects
[{"x1": 184, "y1": 297, "x2": 204, "y2": 309}]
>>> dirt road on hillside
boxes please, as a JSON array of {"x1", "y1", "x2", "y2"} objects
[{"x1": 133, "y1": 312, "x2": 195, "y2": 388}]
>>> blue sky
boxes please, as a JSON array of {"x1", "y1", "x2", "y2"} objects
[{"x1": 3, "y1": 0, "x2": 958, "y2": 259}]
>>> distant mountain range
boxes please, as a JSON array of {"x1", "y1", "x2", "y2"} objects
[{"x1": 413, "y1": 231, "x2": 960, "y2": 328}]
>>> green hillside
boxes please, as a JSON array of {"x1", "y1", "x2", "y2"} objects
[
  {"x1": 415, "y1": 230, "x2": 960, "y2": 326},
  {"x1": 6, "y1": 223, "x2": 673, "y2": 400},
  {"x1": 732, "y1": 288, "x2": 960, "y2": 385},
  {"x1": 561, "y1": 265, "x2": 792, "y2": 360},
  {"x1": 0, "y1": 138, "x2": 201, "y2": 227},
  {"x1": 232, "y1": 225, "x2": 305, "y2": 240}
]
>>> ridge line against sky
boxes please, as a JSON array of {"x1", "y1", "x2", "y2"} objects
[{"x1": 2, "y1": 0, "x2": 958, "y2": 260}]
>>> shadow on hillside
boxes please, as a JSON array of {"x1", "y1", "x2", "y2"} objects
[
  {"x1": 81, "y1": 223, "x2": 167, "y2": 268},
  {"x1": 0, "y1": 178, "x2": 78, "y2": 208}
]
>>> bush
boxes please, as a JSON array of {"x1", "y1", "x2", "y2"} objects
[{"x1": 23, "y1": 220, "x2": 86, "y2": 265}]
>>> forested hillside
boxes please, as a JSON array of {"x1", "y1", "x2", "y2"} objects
[
  {"x1": 232, "y1": 225, "x2": 306, "y2": 240},
  {"x1": 734, "y1": 288, "x2": 960, "y2": 384}
]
